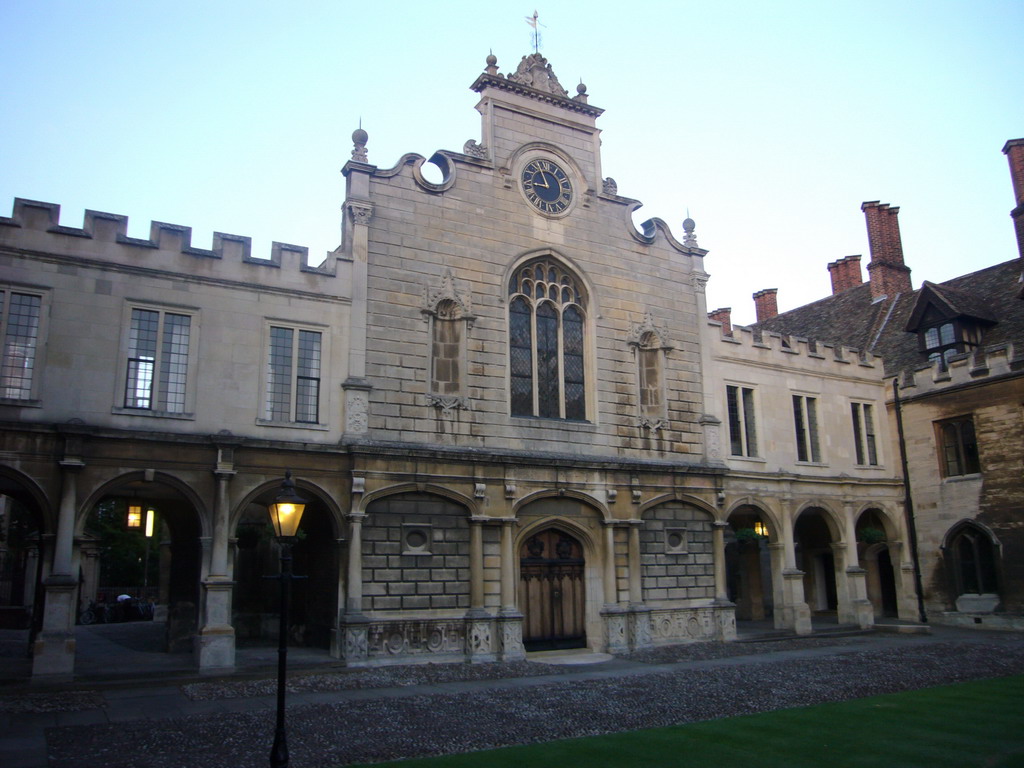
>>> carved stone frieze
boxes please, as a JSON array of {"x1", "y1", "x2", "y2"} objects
[
  {"x1": 628, "y1": 310, "x2": 673, "y2": 350},
  {"x1": 647, "y1": 606, "x2": 733, "y2": 645},
  {"x1": 347, "y1": 200, "x2": 373, "y2": 227},
  {"x1": 426, "y1": 394, "x2": 468, "y2": 415},
  {"x1": 345, "y1": 390, "x2": 369, "y2": 434},
  {"x1": 366, "y1": 619, "x2": 466, "y2": 658}
]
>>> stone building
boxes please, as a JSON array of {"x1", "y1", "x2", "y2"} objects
[
  {"x1": 750, "y1": 139, "x2": 1024, "y2": 628},
  {"x1": 0, "y1": 52, "x2": 922, "y2": 680}
]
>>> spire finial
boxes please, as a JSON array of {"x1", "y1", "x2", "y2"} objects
[{"x1": 525, "y1": 10, "x2": 544, "y2": 53}]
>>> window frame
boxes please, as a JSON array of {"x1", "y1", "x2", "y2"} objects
[
  {"x1": 936, "y1": 415, "x2": 981, "y2": 478},
  {"x1": 0, "y1": 285, "x2": 47, "y2": 405},
  {"x1": 792, "y1": 393, "x2": 822, "y2": 463},
  {"x1": 112, "y1": 301, "x2": 198, "y2": 419},
  {"x1": 257, "y1": 320, "x2": 328, "y2": 429},
  {"x1": 507, "y1": 258, "x2": 590, "y2": 422},
  {"x1": 850, "y1": 401, "x2": 879, "y2": 467},
  {"x1": 919, "y1": 319, "x2": 982, "y2": 371},
  {"x1": 726, "y1": 384, "x2": 759, "y2": 458}
]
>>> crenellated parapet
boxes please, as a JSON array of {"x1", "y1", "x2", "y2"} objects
[
  {"x1": 708, "y1": 320, "x2": 880, "y2": 379},
  {"x1": 0, "y1": 198, "x2": 340, "y2": 278},
  {"x1": 892, "y1": 341, "x2": 1024, "y2": 397}
]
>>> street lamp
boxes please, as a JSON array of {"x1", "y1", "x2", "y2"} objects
[{"x1": 266, "y1": 471, "x2": 307, "y2": 768}]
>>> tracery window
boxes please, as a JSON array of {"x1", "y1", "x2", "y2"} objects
[
  {"x1": 508, "y1": 259, "x2": 587, "y2": 420},
  {"x1": 948, "y1": 524, "x2": 998, "y2": 596}
]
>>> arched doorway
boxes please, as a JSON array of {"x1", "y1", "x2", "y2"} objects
[
  {"x1": 519, "y1": 528, "x2": 586, "y2": 651},
  {"x1": 79, "y1": 476, "x2": 204, "y2": 657},
  {"x1": 725, "y1": 505, "x2": 774, "y2": 622},
  {"x1": 943, "y1": 522, "x2": 1000, "y2": 611},
  {"x1": 856, "y1": 509, "x2": 898, "y2": 618},
  {"x1": 0, "y1": 481, "x2": 48, "y2": 639},
  {"x1": 232, "y1": 486, "x2": 340, "y2": 650},
  {"x1": 794, "y1": 509, "x2": 838, "y2": 616}
]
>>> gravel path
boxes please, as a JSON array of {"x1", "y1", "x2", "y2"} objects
[{"x1": 41, "y1": 635, "x2": 1024, "y2": 768}]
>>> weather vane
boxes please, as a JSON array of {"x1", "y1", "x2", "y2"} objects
[{"x1": 526, "y1": 10, "x2": 545, "y2": 53}]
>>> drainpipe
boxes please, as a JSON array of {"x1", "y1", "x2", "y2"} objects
[{"x1": 893, "y1": 377, "x2": 928, "y2": 623}]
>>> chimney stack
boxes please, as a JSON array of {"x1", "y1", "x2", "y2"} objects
[
  {"x1": 753, "y1": 288, "x2": 778, "y2": 323},
  {"x1": 862, "y1": 201, "x2": 912, "y2": 299},
  {"x1": 826, "y1": 255, "x2": 863, "y2": 295},
  {"x1": 1003, "y1": 138, "x2": 1024, "y2": 261},
  {"x1": 707, "y1": 307, "x2": 733, "y2": 336}
]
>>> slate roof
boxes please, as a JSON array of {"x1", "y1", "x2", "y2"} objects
[{"x1": 754, "y1": 259, "x2": 1024, "y2": 376}]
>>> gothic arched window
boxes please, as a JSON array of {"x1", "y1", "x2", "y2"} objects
[
  {"x1": 948, "y1": 524, "x2": 999, "y2": 597},
  {"x1": 508, "y1": 259, "x2": 587, "y2": 420}
]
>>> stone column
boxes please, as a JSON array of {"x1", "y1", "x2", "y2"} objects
[
  {"x1": 33, "y1": 459, "x2": 83, "y2": 678},
  {"x1": 339, "y1": 511, "x2": 369, "y2": 663},
  {"x1": 464, "y1": 516, "x2": 494, "y2": 663},
  {"x1": 711, "y1": 521, "x2": 731, "y2": 604},
  {"x1": 779, "y1": 503, "x2": 811, "y2": 635},
  {"x1": 496, "y1": 518, "x2": 524, "y2": 660},
  {"x1": 841, "y1": 503, "x2": 873, "y2": 629},
  {"x1": 626, "y1": 521, "x2": 651, "y2": 650},
  {"x1": 601, "y1": 521, "x2": 627, "y2": 653},
  {"x1": 196, "y1": 469, "x2": 236, "y2": 670}
]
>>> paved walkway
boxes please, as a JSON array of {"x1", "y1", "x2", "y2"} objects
[{"x1": 1, "y1": 622, "x2": 1021, "y2": 768}]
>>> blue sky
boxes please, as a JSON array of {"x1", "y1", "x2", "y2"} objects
[{"x1": 2, "y1": 1, "x2": 1021, "y2": 324}]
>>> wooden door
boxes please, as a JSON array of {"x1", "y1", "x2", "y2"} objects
[{"x1": 519, "y1": 529, "x2": 586, "y2": 651}]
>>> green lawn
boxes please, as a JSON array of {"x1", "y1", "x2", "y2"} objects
[{"x1": 353, "y1": 675, "x2": 1024, "y2": 768}]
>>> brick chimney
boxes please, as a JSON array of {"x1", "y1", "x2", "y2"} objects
[
  {"x1": 826, "y1": 255, "x2": 863, "y2": 294},
  {"x1": 707, "y1": 307, "x2": 733, "y2": 336},
  {"x1": 862, "y1": 201, "x2": 912, "y2": 299},
  {"x1": 753, "y1": 289, "x2": 778, "y2": 322},
  {"x1": 1003, "y1": 138, "x2": 1024, "y2": 261}
]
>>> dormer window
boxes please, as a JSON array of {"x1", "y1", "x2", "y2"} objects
[
  {"x1": 904, "y1": 281, "x2": 995, "y2": 372},
  {"x1": 921, "y1": 320, "x2": 982, "y2": 370}
]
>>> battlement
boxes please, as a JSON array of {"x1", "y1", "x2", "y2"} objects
[
  {"x1": 893, "y1": 342, "x2": 1024, "y2": 396},
  {"x1": 0, "y1": 198, "x2": 340, "y2": 277},
  {"x1": 708, "y1": 319, "x2": 880, "y2": 377}
]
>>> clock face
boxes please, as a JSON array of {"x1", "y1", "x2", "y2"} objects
[{"x1": 520, "y1": 159, "x2": 573, "y2": 214}]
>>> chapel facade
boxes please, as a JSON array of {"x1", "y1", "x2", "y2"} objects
[{"x1": 0, "y1": 53, "x2": 915, "y2": 679}]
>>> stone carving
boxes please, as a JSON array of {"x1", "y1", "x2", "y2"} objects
[
  {"x1": 463, "y1": 139, "x2": 488, "y2": 159},
  {"x1": 469, "y1": 621, "x2": 492, "y2": 653},
  {"x1": 602, "y1": 177, "x2": 618, "y2": 195},
  {"x1": 343, "y1": 624, "x2": 368, "y2": 661},
  {"x1": 365, "y1": 619, "x2": 466, "y2": 658},
  {"x1": 351, "y1": 126, "x2": 368, "y2": 162},
  {"x1": 628, "y1": 311, "x2": 673, "y2": 350},
  {"x1": 605, "y1": 612, "x2": 628, "y2": 653},
  {"x1": 648, "y1": 607, "x2": 728, "y2": 645},
  {"x1": 628, "y1": 611, "x2": 652, "y2": 650},
  {"x1": 506, "y1": 53, "x2": 569, "y2": 97},
  {"x1": 423, "y1": 269, "x2": 474, "y2": 321},
  {"x1": 346, "y1": 390, "x2": 369, "y2": 434},
  {"x1": 347, "y1": 201, "x2": 373, "y2": 227},
  {"x1": 426, "y1": 393, "x2": 468, "y2": 415},
  {"x1": 499, "y1": 618, "x2": 524, "y2": 660}
]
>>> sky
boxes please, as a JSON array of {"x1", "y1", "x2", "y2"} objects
[{"x1": 1, "y1": 1, "x2": 1021, "y2": 325}]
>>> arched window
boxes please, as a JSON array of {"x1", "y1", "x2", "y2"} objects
[
  {"x1": 508, "y1": 259, "x2": 587, "y2": 420},
  {"x1": 948, "y1": 524, "x2": 998, "y2": 596}
]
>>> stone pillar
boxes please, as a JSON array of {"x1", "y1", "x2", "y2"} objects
[
  {"x1": 196, "y1": 469, "x2": 236, "y2": 670},
  {"x1": 841, "y1": 503, "x2": 873, "y2": 629},
  {"x1": 33, "y1": 460, "x2": 83, "y2": 678},
  {"x1": 601, "y1": 522, "x2": 627, "y2": 653},
  {"x1": 624, "y1": 522, "x2": 651, "y2": 650},
  {"x1": 768, "y1": 542, "x2": 786, "y2": 629},
  {"x1": 497, "y1": 519, "x2": 524, "y2": 660},
  {"x1": 779, "y1": 504, "x2": 811, "y2": 635},
  {"x1": 889, "y1": 540, "x2": 918, "y2": 620},
  {"x1": 711, "y1": 521, "x2": 731, "y2": 604},
  {"x1": 601, "y1": 522, "x2": 617, "y2": 607},
  {"x1": 468, "y1": 517, "x2": 486, "y2": 613},
  {"x1": 339, "y1": 511, "x2": 369, "y2": 663}
]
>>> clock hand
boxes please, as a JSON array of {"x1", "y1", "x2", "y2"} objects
[{"x1": 534, "y1": 172, "x2": 551, "y2": 189}]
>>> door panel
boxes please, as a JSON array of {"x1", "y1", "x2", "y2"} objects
[{"x1": 519, "y1": 529, "x2": 586, "y2": 651}]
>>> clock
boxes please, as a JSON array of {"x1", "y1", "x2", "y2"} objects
[{"x1": 520, "y1": 158, "x2": 573, "y2": 214}]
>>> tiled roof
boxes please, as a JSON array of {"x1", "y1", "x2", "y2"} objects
[{"x1": 754, "y1": 259, "x2": 1024, "y2": 376}]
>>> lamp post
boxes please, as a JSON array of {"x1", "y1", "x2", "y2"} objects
[{"x1": 266, "y1": 471, "x2": 307, "y2": 768}]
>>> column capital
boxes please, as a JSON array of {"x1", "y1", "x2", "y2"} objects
[{"x1": 59, "y1": 459, "x2": 85, "y2": 471}]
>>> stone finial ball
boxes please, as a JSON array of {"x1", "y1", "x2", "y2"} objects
[
  {"x1": 577, "y1": 82, "x2": 587, "y2": 95},
  {"x1": 683, "y1": 217, "x2": 696, "y2": 232},
  {"x1": 486, "y1": 53, "x2": 497, "y2": 67},
  {"x1": 352, "y1": 127, "x2": 368, "y2": 144}
]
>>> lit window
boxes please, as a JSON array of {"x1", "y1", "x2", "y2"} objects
[
  {"x1": 727, "y1": 385, "x2": 758, "y2": 457},
  {"x1": 265, "y1": 326, "x2": 322, "y2": 423},
  {"x1": 938, "y1": 416, "x2": 980, "y2": 477},
  {"x1": 851, "y1": 402, "x2": 878, "y2": 466},
  {"x1": 124, "y1": 308, "x2": 192, "y2": 413},
  {"x1": 792, "y1": 395, "x2": 821, "y2": 463},
  {"x1": 0, "y1": 289, "x2": 41, "y2": 400},
  {"x1": 508, "y1": 259, "x2": 587, "y2": 420}
]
